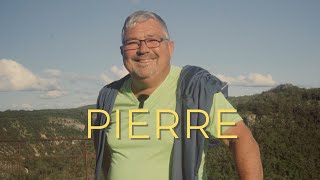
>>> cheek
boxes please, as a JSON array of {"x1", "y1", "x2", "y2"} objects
[
  {"x1": 122, "y1": 52, "x2": 134, "y2": 69},
  {"x1": 123, "y1": 51, "x2": 136, "y2": 60},
  {"x1": 157, "y1": 49, "x2": 170, "y2": 62},
  {"x1": 122, "y1": 51, "x2": 129, "y2": 59},
  {"x1": 122, "y1": 59, "x2": 132, "y2": 73}
]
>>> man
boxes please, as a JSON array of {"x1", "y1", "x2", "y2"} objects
[{"x1": 94, "y1": 11, "x2": 263, "y2": 180}]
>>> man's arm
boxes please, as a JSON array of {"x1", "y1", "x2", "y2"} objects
[{"x1": 222, "y1": 121, "x2": 263, "y2": 180}]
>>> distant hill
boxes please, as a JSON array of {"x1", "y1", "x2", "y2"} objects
[
  {"x1": 0, "y1": 108, "x2": 88, "y2": 141},
  {"x1": 221, "y1": 84, "x2": 320, "y2": 179},
  {"x1": 0, "y1": 84, "x2": 319, "y2": 179}
]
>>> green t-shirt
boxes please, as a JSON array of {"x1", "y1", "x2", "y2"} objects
[{"x1": 106, "y1": 65, "x2": 242, "y2": 180}]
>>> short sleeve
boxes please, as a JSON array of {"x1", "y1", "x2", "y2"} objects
[{"x1": 207, "y1": 92, "x2": 243, "y2": 138}]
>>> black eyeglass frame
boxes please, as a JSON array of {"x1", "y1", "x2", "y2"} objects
[{"x1": 121, "y1": 37, "x2": 168, "y2": 51}]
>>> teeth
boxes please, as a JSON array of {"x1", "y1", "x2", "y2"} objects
[{"x1": 137, "y1": 59, "x2": 150, "y2": 62}]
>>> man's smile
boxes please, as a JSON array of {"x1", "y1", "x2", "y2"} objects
[{"x1": 133, "y1": 58, "x2": 155, "y2": 63}]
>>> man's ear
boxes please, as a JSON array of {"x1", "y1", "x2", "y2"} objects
[
  {"x1": 168, "y1": 41, "x2": 175, "y2": 57},
  {"x1": 120, "y1": 46, "x2": 123, "y2": 56}
]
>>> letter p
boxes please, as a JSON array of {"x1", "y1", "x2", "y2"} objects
[{"x1": 87, "y1": 109, "x2": 110, "y2": 138}]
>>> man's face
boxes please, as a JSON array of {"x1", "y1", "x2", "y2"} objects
[{"x1": 121, "y1": 19, "x2": 174, "y2": 80}]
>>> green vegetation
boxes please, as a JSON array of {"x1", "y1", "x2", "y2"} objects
[
  {"x1": 0, "y1": 84, "x2": 319, "y2": 179},
  {"x1": 207, "y1": 84, "x2": 320, "y2": 179},
  {"x1": 0, "y1": 108, "x2": 89, "y2": 140}
]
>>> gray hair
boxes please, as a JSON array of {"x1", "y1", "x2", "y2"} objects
[{"x1": 121, "y1": 11, "x2": 170, "y2": 43}]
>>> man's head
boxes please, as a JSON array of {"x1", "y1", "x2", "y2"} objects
[{"x1": 120, "y1": 11, "x2": 174, "y2": 81}]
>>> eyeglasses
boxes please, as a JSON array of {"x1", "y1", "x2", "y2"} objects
[{"x1": 122, "y1": 37, "x2": 168, "y2": 51}]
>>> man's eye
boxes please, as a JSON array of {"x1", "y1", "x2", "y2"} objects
[
  {"x1": 126, "y1": 41, "x2": 139, "y2": 45},
  {"x1": 146, "y1": 39, "x2": 159, "y2": 43}
]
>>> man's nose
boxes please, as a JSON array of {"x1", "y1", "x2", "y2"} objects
[{"x1": 137, "y1": 40, "x2": 150, "y2": 54}]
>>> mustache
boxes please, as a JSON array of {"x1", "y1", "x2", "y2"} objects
[{"x1": 132, "y1": 54, "x2": 158, "y2": 61}]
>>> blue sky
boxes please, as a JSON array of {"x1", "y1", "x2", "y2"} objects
[{"x1": 0, "y1": 0, "x2": 319, "y2": 111}]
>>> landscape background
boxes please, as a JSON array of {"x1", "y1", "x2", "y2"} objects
[
  {"x1": 1, "y1": 0, "x2": 319, "y2": 179},
  {"x1": 1, "y1": 84, "x2": 319, "y2": 179}
]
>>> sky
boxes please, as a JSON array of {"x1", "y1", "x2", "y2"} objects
[{"x1": 0, "y1": 0, "x2": 319, "y2": 111}]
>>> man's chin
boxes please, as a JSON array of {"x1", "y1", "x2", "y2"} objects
[
  {"x1": 133, "y1": 74, "x2": 152, "y2": 80},
  {"x1": 132, "y1": 71, "x2": 156, "y2": 80}
]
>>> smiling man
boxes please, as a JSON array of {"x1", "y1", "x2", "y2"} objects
[
  {"x1": 93, "y1": 11, "x2": 263, "y2": 180},
  {"x1": 120, "y1": 16, "x2": 174, "y2": 97}
]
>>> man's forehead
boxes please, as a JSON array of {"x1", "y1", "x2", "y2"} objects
[
  {"x1": 124, "y1": 19, "x2": 165, "y2": 38},
  {"x1": 127, "y1": 18, "x2": 161, "y2": 29}
]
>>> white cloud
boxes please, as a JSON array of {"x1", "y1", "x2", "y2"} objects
[
  {"x1": 0, "y1": 59, "x2": 60, "y2": 91},
  {"x1": 40, "y1": 90, "x2": 67, "y2": 99},
  {"x1": 10, "y1": 103, "x2": 33, "y2": 110},
  {"x1": 100, "y1": 65, "x2": 128, "y2": 84},
  {"x1": 66, "y1": 73, "x2": 99, "y2": 82},
  {"x1": 100, "y1": 73, "x2": 113, "y2": 84},
  {"x1": 43, "y1": 69, "x2": 62, "y2": 77},
  {"x1": 111, "y1": 65, "x2": 129, "y2": 78},
  {"x1": 217, "y1": 73, "x2": 276, "y2": 87}
]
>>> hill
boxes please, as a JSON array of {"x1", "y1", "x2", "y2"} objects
[{"x1": 213, "y1": 84, "x2": 320, "y2": 179}]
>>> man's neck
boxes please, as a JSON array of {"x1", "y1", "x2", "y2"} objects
[{"x1": 131, "y1": 68, "x2": 170, "y2": 97}]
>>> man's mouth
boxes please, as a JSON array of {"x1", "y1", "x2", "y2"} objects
[{"x1": 134, "y1": 58, "x2": 155, "y2": 63}]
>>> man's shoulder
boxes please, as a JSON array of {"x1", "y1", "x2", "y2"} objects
[
  {"x1": 99, "y1": 74, "x2": 130, "y2": 94},
  {"x1": 171, "y1": 64, "x2": 183, "y2": 71},
  {"x1": 178, "y1": 65, "x2": 228, "y2": 98}
]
